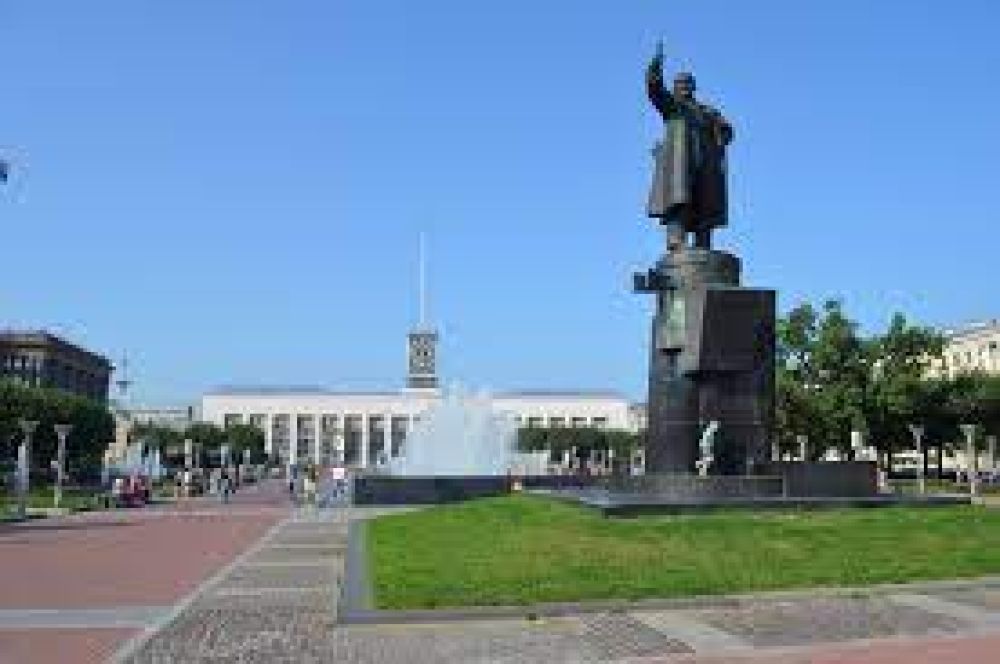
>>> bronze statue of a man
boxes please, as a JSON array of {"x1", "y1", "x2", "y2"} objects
[{"x1": 646, "y1": 43, "x2": 733, "y2": 251}]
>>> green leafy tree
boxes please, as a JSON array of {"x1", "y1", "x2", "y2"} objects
[
  {"x1": 516, "y1": 426, "x2": 641, "y2": 471},
  {"x1": 980, "y1": 374, "x2": 1000, "y2": 438},
  {"x1": 775, "y1": 303, "x2": 819, "y2": 457},
  {"x1": 810, "y1": 300, "x2": 868, "y2": 457},
  {"x1": 775, "y1": 300, "x2": 867, "y2": 460},
  {"x1": 184, "y1": 422, "x2": 226, "y2": 466},
  {"x1": 132, "y1": 422, "x2": 184, "y2": 453},
  {"x1": 224, "y1": 422, "x2": 266, "y2": 463},
  {"x1": 0, "y1": 379, "x2": 114, "y2": 478},
  {"x1": 863, "y1": 313, "x2": 945, "y2": 469}
]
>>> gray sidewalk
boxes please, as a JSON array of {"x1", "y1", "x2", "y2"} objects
[{"x1": 120, "y1": 505, "x2": 1000, "y2": 663}]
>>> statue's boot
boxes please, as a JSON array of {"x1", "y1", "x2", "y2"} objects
[
  {"x1": 666, "y1": 222, "x2": 685, "y2": 251},
  {"x1": 694, "y1": 229, "x2": 711, "y2": 249}
]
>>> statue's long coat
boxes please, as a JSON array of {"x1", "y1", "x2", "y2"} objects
[{"x1": 647, "y1": 95, "x2": 730, "y2": 232}]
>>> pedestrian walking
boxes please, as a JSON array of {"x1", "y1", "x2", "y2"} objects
[
  {"x1": 331, "y1": 465, "x2": 347, "y2": 503},
  {"x1": 303, "y1": 470, "x2": 316, "y2": 508},
  {"x1": 220, "y1": 468, "x2": 231, "y2": 504}
]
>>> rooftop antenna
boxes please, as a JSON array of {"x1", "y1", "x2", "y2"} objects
[{"x1": 115, "y1": 351, "x2": 133, "y2": 408}]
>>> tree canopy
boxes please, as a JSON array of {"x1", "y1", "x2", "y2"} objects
[
  {"x1": 517, "y1": 426, "x2": 641, "y2": 461},
  {"x1": 0, "y1": 379, "x2": 114, "y2": 475},
  {"x1": 776, "y1": 301, "x2": 997, "y2": 461}
]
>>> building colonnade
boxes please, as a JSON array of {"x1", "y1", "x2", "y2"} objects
[{"x1": 220, "y1": 409, "x2": 619, "y2": 470}]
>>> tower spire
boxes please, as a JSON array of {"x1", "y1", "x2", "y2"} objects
[
  {"x1": 418, "y1": 231, "x2": 427, "y2": 329},
  {"x1": 115, "y1": 351, "x2": 133, "y2": 411}
]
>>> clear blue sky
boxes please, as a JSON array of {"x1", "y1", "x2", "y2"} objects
[{"x1": 2, "y1": 1, "x2": 998, "y2": 405}]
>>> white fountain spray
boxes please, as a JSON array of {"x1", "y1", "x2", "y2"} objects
[{"x1": 388, "y1": 386, "x2": 519, "y2": 476}]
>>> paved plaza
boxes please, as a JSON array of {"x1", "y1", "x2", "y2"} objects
[
  {"x1": 5, "y1": 486, "x2": 1000, "y2": 662},
  {"x1": 0, "y1": 481, "x2": 289, "y2": 664}
]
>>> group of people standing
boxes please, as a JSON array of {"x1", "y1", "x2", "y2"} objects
[
  {"x1": 173, "y1": 465, "x2": 242, "y2": 503},
  {"x1": 287, "y1": 465, "x2": 349, "y2": 507}
]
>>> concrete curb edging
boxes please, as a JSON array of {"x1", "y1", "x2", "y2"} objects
[{"x1": 338, "y1": 520, "x2": 372, "y2": 623}]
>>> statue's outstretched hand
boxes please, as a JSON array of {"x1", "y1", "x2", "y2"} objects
[
  {"x1": 646, "y1": 40, "x2": 672, "y2": 114},
  {"x1": 650, "y1": 40, "x2": 664, "y2": 73}
]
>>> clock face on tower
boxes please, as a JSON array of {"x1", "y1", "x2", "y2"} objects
[{"x1": 407, "y1": 331, "x2": 438, "y2": 387}]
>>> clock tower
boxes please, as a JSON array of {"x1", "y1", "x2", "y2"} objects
[
  {"x1": 406, "y1": 233, "x2": 439, "y2": 390},
  {"x1": 407, "y1": 329, "x2": 438, "y2": 389}
]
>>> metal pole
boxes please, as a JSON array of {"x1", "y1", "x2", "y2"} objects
[
  {"x1": 850, "y1": 430, "x2": 864, "y2": 461},
  {"x1": 960, "y1": 424, "x2": 978, "y2": 498},
  {"x1": 17, "y1": 420, "x2": 39, "y2": 519},
  {"x1": 796, "y1": 434, "x2": 808, "y2": 462},
  {"x1": 989, "y1": 435, "x2": 998, "y2": 479},
  {"x1": 908, "y1": 424, "x2": 925, "y2": 495},
  {"x1": 53, "y1": 424, "x2": 72, "y2": 509}
]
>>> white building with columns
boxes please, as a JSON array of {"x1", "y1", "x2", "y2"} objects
[
  {"x1": 200, "y1": 324, "x2": 637, "y2": 469},
  {"x1": 201, "y1": 386, "x2": 633, "y2": 469}
]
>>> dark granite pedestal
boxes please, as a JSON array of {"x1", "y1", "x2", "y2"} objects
[
  {"x1": 538, "y1": 463, "x2": 972, "y2": 516},
  {"x1": 635, "y1": 248, "x2": 775, "y2": 476}
]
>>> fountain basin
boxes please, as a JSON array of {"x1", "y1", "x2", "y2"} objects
[{"x1": 352, "y1": 474, "x2": 594, "y2": 505}]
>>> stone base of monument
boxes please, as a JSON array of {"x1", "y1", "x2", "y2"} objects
[
  {"x1": 538, "y1": 463, "x2": 971, "y2": 516},
  {"x1": 547, "y1": 490, "x2": 971, "y2": 517},
  {"x1": 352, "y1": 464, "x2": 972, "y2": 510}
]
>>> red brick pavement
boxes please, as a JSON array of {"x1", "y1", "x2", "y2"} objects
[
  {"x1": 0, "y1": 628, "x2": 138, "y2": 664},
  {"x1": 0, "y1": 480, "x2": 290, "y2": 663}
]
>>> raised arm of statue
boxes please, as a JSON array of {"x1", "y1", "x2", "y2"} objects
[{"x1": 646, "y1": 43, "x2": 674, "y2": 118}]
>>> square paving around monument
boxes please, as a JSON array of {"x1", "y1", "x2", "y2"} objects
[{"x1": 362, "y1": 494, "x2": 1000, "y2": 611}]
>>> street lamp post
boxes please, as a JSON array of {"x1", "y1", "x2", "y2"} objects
[
  {"x1": 988, "y1": 435, "x2": 998, "y2": 481},
  {"x1": 908, "y1": 424, "x2": 925, "y2": 495},
  {"x1": 960, "y1": 424, "x2": 979, "y2": 498},
  {"x1": 53, "y1": 424, "x2": 72, "y2": 509},
  {"x1": 850, "y1": 430, "x2": 864, "y2": 461},
  {"x1": 16, "y1": 420, "x2": 39, "y2": 519}
]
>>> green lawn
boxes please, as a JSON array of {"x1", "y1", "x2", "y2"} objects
[
  {"x1": 367, "y1": 494, "x2": 1000, "y2": 609},
  {"x1": 0, "y1": 486, "x2": 104, "y2": 516}
]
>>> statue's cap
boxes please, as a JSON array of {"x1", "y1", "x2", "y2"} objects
[{"x1": 673, "y1": 71, "x2": 696, "y2": 86}]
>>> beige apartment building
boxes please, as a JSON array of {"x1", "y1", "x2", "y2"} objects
[{"x1": 932, "y1": 320, "x2": 1000, "y2": 378}]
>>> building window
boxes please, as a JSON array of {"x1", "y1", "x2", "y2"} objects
[
  {"x1": 271, "y1": 415, "x2": 290, "y2": 463},
  {"x1": 344, "y1": 416, "x2": 363, "y2": 466},
  {"x1": 369, "y1": 416, "x2": 386, "y2": 466},
  {"x1": 390, "y1": 416, "x2": 408, "y2": 458}
]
